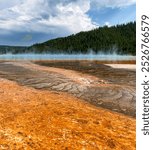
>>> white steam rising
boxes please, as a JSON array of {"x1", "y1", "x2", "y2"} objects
[{"x1": 0, "y1": 53, "x2": 135, "y2": 61}]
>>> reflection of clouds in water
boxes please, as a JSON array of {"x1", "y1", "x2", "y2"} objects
[{"x1": 22, "y1": 34, "x2": 32, "y2": 41}]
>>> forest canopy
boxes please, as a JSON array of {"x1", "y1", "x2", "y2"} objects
[{"x1": 0, "y1": 22, "x2": 136, "y2": 55}]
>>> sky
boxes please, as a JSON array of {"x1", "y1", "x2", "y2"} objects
[{"x1": 0, "y1": 0, "x2": 136, "y2": 46}]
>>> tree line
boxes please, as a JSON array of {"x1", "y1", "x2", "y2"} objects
[
  {"x1": 31, "y1": 21, "x2": 136, "y2": 55},
  {"x1": 0, "y1": 21, "x2": 136, "y2": 55}
]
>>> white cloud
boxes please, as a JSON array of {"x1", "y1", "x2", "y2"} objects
[
  {"x1": 91, "y1": 0, "x2": 135, "y2": 8},
  {"x1": 104, "y1": 22, "x2": 111, "y2": 27},
  {"x1": 0, "y1": 0, "x2": 97, "y2": 35},
  {"x1": 0, "y1": 0, "x2": 135, "y2": 45},
  {"x1": 0, "y1": 0, "x2": 21, "y2": 10}
]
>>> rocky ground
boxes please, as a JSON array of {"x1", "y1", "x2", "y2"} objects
[{"x1": 0, "y1": 60, "x2": 136, "y2": 149}]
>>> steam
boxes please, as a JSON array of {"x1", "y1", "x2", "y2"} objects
[
  {"x1": 0, "y1": 45, "x2": 136, "y2": 61},
  {"x1": 0, "y1": 52, "x2": 135, "y2": 61}
]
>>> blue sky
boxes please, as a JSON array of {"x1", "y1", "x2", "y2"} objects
[{"x1": 0, "y1": 0, "x2": 136, "y2": 46}]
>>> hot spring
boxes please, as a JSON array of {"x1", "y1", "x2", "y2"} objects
[{"x1": 0, "y1": 53, "x2": 136, "y2": 61}]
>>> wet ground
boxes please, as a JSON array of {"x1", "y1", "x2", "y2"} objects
[
  {"x1": 0, "y1": 60, "x2": 135, "y2": 117},
  {"x1": 35, "y1": 60, "x2": 135, "y2": 87}
]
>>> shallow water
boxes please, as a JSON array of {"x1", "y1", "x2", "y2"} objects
[{"x1": 0, "y1": 53, "x2": 136, "y2": 61}]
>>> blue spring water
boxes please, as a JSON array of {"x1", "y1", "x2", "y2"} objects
[{"x1": 0, "y1": 53, "x2": 136, "y2": 61}]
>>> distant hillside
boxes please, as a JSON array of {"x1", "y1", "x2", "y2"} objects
[
  {"x1": 30, "y1": 21, "x2": 136, "y2": 55},
  {"x1": 0, "y1": 45, "x2": 27, "y2": 54},
  {"x1": 0, "y1": 22, "x2": 136, "y2": 55}
]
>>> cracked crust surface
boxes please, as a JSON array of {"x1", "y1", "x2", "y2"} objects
[
  {"x1": 0, "y1": 61, "x2": 135, "y2": 117},
  {"x1": 0, "y1": 78, "x2": 135, "y2": 150}
]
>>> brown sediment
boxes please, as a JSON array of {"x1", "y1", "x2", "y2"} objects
[
  {"x1": 0, "y1": 61, "x2": 135, "y2": 117},
  {"x1": 34, "y1": 60, "x2": 136, "y2": 86},
  {"x1": 33, "y1": 59, "x2": 136, "y2": 64},
  {"x1": 0, "y1": 79, "x2": 135, "y2": 149}
]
